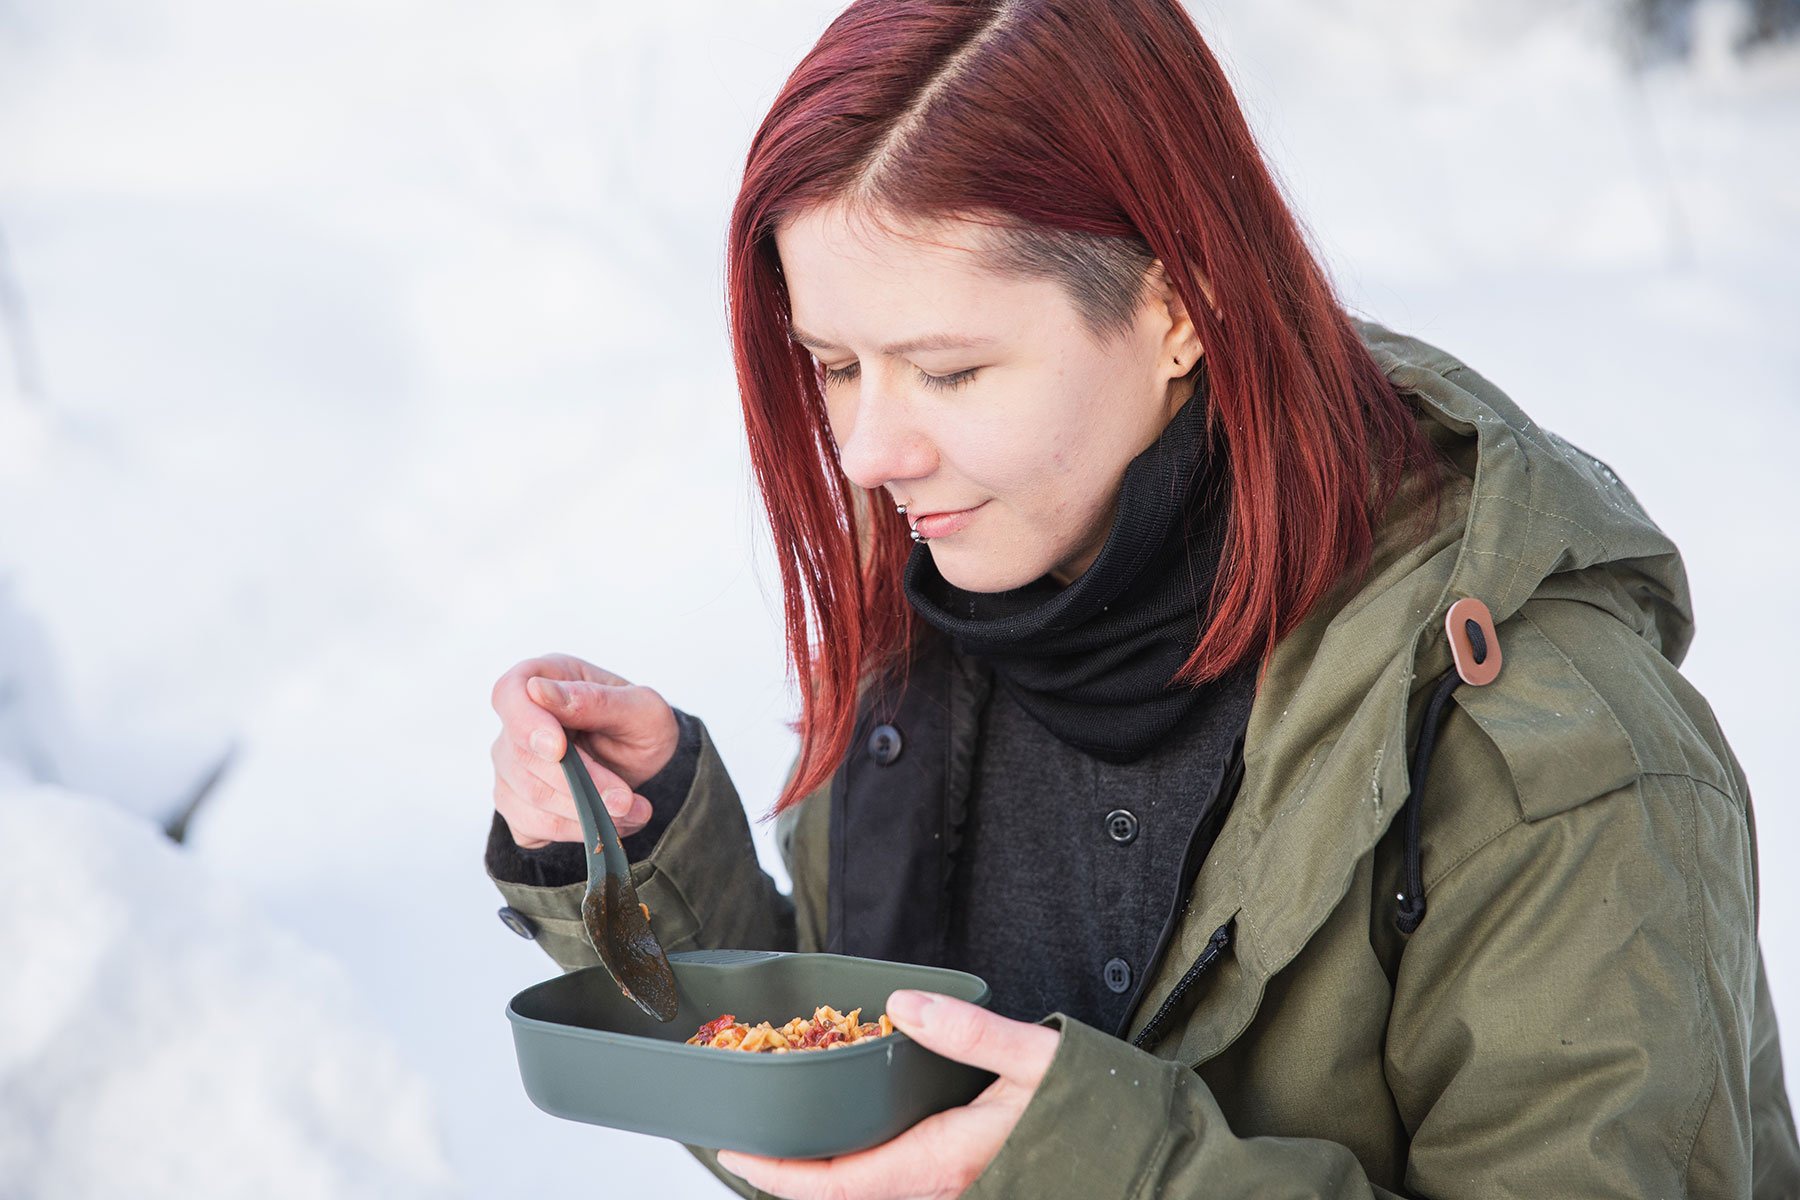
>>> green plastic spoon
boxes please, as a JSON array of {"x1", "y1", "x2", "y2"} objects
[{"x1": 555, "y1": 731, "x2": 680, "y2": 1023}]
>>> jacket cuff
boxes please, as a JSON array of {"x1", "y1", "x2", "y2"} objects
[
  {"x1": 486, "y1": 713, "x2": 794, "y2": 971},
  {"x1": 961, "y1": 1013, "x2": 1176, "y2": 1199},
  {"x1": 624, "y1": 705, "x2": 702, "y2": 858},
  {"x1": 484, "y1": 706, "x2": 704, "y2": 889},
  {"x1": 963, "y1": 1013, "x2": 1386, "y2": 1198},
  {"x1": 484, "y1": 858, "x2": 598, "y2": 972},
  {"x1": 485, "y1": 810, "x2": 586, "y2": 888}
]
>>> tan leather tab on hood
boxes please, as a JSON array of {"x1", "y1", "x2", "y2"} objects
[{"x1": 1450, "y1": 608, "x2": 1640, "y2": 822}]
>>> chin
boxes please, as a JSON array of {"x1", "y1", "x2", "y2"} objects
[{"x1": 927, "y1": 545, "x2": 1046, "y2": 594}]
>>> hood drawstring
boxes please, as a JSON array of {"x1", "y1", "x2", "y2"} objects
[
  {"x1": 1395, "y1": 600, "x2": 1503, "y2": 935},
  {"x1": 1394, "y1": 668, "x2": 1461, "y2": 934}
]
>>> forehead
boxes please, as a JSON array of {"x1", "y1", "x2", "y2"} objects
[
  {"x1": 774, "y1": 203, "x2": 1061, "y2": 346},
  {"x1": 776, "y1": 203, "x2": 991, "y2": 283}
]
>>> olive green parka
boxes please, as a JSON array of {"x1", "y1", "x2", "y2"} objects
[{"x1": 489, "y1": 318, "x2": 1800, "y2": 1197}]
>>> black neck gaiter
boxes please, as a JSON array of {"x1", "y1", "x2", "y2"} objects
[{"x1": 901, "y1": 358, "x2": 1242, "y2": 763}]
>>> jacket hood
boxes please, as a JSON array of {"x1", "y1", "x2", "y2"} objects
[
  {"x1": 1357, "y1": 319, "x2": 1693, "y2": 659},
  {"x1": 1124, "y1": 315, "x2": 1696, "y2": 1053}
]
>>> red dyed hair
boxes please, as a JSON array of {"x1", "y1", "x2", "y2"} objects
[{"x1": 726, "y1": 0, "x2": 1446, "y2": 819}]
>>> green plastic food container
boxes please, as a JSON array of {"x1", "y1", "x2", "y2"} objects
[{"x1": 506, "y1": 948, "x2": 997, "y2": 1159}]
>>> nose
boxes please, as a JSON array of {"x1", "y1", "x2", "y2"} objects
[{"x1": 831, "y1": 372, "x2": 934, "y2": 493}]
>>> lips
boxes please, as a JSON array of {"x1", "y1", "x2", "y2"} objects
[{"x1": 911, "y1": 501, "x2": 986, "y2": 538}]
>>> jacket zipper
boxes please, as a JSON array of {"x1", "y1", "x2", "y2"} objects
[{"x1": 1131, "y1": 919, "x2": 1235, "y2": 1051}]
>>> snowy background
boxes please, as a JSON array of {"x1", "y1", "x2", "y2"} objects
[{"x1": 1, "y1": 0, "x2": 1796, "y2": 1195}]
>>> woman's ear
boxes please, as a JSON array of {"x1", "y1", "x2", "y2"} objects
[{"x1": 1148, "y1": 260, "x2": 1208, "y2": 380}]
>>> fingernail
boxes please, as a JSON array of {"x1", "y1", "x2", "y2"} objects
[
  {"x1": 538, "y1": 679, "x2": 569, "y2": 706},
  {"x1": 886, "y1": 989, "x2": 937, "y2": 1028},
  {"x1": 530, "y1": 729, "x2": 559, "y2": 759}
]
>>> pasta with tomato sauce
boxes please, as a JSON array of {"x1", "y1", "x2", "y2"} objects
[{"x1": 686, "y1": 1004, "x2": 894, "y2": 1053}]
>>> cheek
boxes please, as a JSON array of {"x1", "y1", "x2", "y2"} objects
[
  {"x1": 1012, "y1": 436, "x2": 1089, "y2": 530},
  {"x1": 948, "y1": 415, "x2": 1084, "y2": 519}
]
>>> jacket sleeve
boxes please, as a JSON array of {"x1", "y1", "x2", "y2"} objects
[
  {"x1": 959, "y1": 1011, "x2": 1410, "y2": 1200},
  {"x1": 961, "y1": 769, "x2": 1779, "y2": 1199},
  {"x1": 485, "y1": 711, "x2": 796, "y2": 972}
]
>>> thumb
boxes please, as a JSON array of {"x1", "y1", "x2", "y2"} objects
[
  {"x1": 884, "y1": 991, "x2": 1060, "y2": 1087},
  {"x1": 528, "y1": 676, "x2": 620, "y2": 727}
]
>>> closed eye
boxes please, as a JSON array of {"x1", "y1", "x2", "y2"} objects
[{"x1": 819, "y1": 361, "x2": 979, "y2": 391}]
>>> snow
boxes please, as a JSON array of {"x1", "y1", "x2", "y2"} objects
[
  {"x1": 0, "y1": 572, "x2": 235, "y2": 832},
  {"x1": 1, "y1": 0, "x2": 1796, "y2": 1194},
  {"x1": 0, "y1": 777, "x2": 456, "y2": 1199}
]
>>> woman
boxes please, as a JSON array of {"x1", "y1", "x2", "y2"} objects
[{"x1": 483, "y1": 1, "x2": 1800, "y2": 1195}]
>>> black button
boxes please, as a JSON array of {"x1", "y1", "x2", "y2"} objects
[
  {"x1": 1104, "y1": 807, "x2": 1139, "y2": 845},
  {"x1": 1103, "y1": 957, "x2": 1132, "y2": 994},
  {"x1": 867, "y1": 723, "x2": 904, "y2": 766},
  {"x1": 497, "y1": 906, "x2": 537, "y2": 940}
]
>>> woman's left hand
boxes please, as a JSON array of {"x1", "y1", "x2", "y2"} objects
[{"x1": 715, "y1": 989, "x2": 1061, "y2": 1200}]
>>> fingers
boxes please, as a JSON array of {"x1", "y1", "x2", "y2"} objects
[
  {"x1": 716, "y1": 1118, "x2": 957, "y2": 1200},
  {"x1": 492, "y1": 723, "x2": 580, "y2": 805},
  {"x1": 526, "y1": 676, "x2": 660, "y2": 745},
  {"x1": 494, "y1": 773, "x2": 654, "y2": 845},
  {"x1": 494, "y1": 775, "x2": 582, "y2": 847},
  {"x1": 490, "y1": 653, "x2": 633, "y2": 760},
  {"x1": 491, "y1": 731, "x2": 654, "y2": 842},
  {"x1": 489, "y1": 654, "x2": 660, "y2": 844}
]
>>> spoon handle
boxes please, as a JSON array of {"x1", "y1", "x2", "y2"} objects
[{"x1": 557, "y1": 734, "x2": 632, "y2": 885}]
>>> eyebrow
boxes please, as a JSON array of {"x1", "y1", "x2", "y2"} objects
[{"x1": 790, "y1": 327, "x2": 1000, "y2": 356}]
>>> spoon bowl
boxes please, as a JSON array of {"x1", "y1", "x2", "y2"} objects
[{"x1": 556, "y1": 731, "x2": 680, "y2": 1022}]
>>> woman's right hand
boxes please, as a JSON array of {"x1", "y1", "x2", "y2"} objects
[{"x1": 489, "y1": 652, "x2": 682, "y2": 850}]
